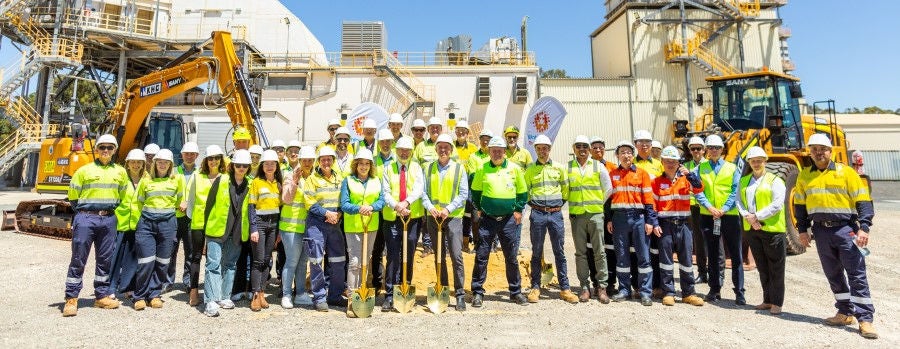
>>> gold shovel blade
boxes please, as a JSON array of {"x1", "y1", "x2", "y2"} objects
[
  {"x1": 426, "y1": 284, "x2": 450, "y2": 314},
  {"x1": 350, "y1": 288, "x2": 376, "y2": 318},
  {"x1": 541, "y1": 262, "x2": 556, "y2": 287},
  {"x1": 392, "y1": 284, "x2": 417, "y2": 313}
]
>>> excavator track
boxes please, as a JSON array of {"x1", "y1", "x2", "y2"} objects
[{"x1": 13, "y1": 199, "x2": 75, "y2": 240}]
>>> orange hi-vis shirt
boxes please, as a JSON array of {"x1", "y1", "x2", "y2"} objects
[
  {"x1": 652, "y1": 171, "x2": 704, "y2": 219},
  {"x1": 609, "y1": 164, "x2": 655, "y2": 210}
]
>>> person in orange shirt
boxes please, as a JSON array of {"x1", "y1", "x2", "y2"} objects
[
  {"x1": 606, "y1": 141, "x2": 657, "y2": 306},
  {"x1": 651, "y1": 146, "x2": 706, "y2": 307}
]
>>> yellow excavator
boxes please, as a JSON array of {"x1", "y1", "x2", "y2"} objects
[
  {"x1": 672, "y1": 69, "x2": 862, "y2": 255},
  {"x1": 15, "y1": 31, "x2": 268, "y2": 239}
]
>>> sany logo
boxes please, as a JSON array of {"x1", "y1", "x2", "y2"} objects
[
  {"x1": 533, "y1": 111, "x2": 550, "y2": 133},
  {"x1": 352, "y1": 116, "x2": 368, "y2": 137}
]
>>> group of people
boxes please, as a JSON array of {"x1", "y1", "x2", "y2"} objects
[{"x1": 59, "y1": 114, "x2": 878, "y2": 338}]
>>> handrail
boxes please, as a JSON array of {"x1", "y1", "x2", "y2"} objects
[
  {"x1": 0, "y1": 123, "x2": 50, "y2": 159},
  {"x1": 247, "y1": 51, "x2": 537, "y2": 71}
]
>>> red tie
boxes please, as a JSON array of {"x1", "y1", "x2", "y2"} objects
[{"x1": 399, "y1": 164, "x2": 407, "y2": 202}]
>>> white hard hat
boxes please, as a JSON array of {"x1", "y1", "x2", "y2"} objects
[
  {"x1": 590, "y1": 136, "x2": 605, "y2": 145},
  {"x1": 705, "y1": 135, "x2": 724, "y2": 147},
  {"x1": 427, "y1": 117, "x2": 443, "y2": 127},
  {"x1": 651, "y1": 140, "x2": 662, "y2": 149},
  {"x1": 271, "y1": 139, "x2": 286, "y2": 149},
  {"x1": 206, "y1": 145, "x2": 224, "y2": 158},
  {"x1": 488, "y1": 136, "x2": 507, "y2": 148},
  {"x1": 328, "y1": 118, "x2": 341, "y2": 127},
  {"x1": 573, "y1": 135, "x2": 590, "y2": 145},
  {"x1": 299, "y1": 146, "x2": 316, "y2": 159},
  {"x1": 354, "y1": 148, "x2": 374, "y2": 162},
  {"x1": 746, "y1": 146, "x2": 768, "y2": 160},
  {"x1": 287, "y1": 140, "x2": 302, "y2": 149},
  {"x1": 389, "y1": 113, "x2": 404, "y2": 124},
  {"x1": 249, "y1": 144, "x2": 264, "y2": 155},
  {"x1": 615, "y1": 140, "x2": 636, "y2": 153},
  {"x1": 232, "y1": 150, "x2": 252, "y2": 165},
  {"x1": 125, "y1": 149, "x2": 145, "y2": 161},
  {"x1": 396, "y1": 136, "x2": 414, "y2": 150},
  {"x1": 534, "y1": 134, "x2": 552, "y2": 146},
  {"x1": 807, "y1": 133, "x2": 832, "y2": 148},
  {"x1": 334, "y1": 126, "x2": 350, "y2": 137},
  {"x1": 436, "y1": 134, "x2": 453, "y2": 145},
  {"x1": 154, "y1": 149, "x2": 174, "y2": 162},
  {"x1": 688, "y1": 136, "x2": 705, "y2": 147},
  {"x1": 318, "y1": 146, "x2": 336, "y2": 159},
  {"x1": 180, "y1": 142, "x2": 199, "y2": 154},
  {"x1": 456, "y1": 119, "x2": 469, "y2": 129},
  {"x1": 97, "y1": 134, "x2": 118, "y2": 148},
  {"x1": 633, "y1": 130, "x2": 652, "y2": 141},
  {"x1": 412, "y1": 119, "x2": 427, "y2": 129},
  {"x1": 661, "y1": 146, "x2": 680, "y2": 160},
  {"x1": 260, "y1": 149, "x2": 279, "y2": 162},
  {"x1": 143, "y1": 143, "x2": 160, "y2": 154},
  {"x1": 362, "y1": 119, "x2": 377, "y2": 129},
  {"x1": 479, "y1": 129, "x2": 494, "y2": 138},
  {"x1": 377, "y1": 129, "x2": 394, "y2": 142}
]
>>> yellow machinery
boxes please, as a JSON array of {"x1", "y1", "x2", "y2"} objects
[
  {"x1": 16, "y1": 31, "x2": 268, "y2": 239},
  {"x1": 672, "y1": 69, "x2": 858, "y2": 254}
]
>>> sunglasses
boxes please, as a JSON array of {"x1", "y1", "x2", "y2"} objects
[
  {"x1": 328, "y1": 127, "x2": 338, "y2": 132},
  {"x1": 233, "y1": 164, "x2": 249, "y2": 168},
  {"x1": 208, "y1": 155, "x2": 223, "y2": 161},
  {"x1": 575, "y1": 144, "x2": 589, "y2": 149},
  {"x1": 412, "y1": 128, "x2": 425, "y2": 132},
  {"x1": 97, "y1": 145, "x2": 115, "y2": 151},
  {"x1": 335, "y1": 138, "x2": 350, "y2": 143},
  {"x1": 506, "y1": 136, "x2": 518, "y2": 140}
]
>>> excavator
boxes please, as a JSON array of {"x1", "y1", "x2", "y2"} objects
[
  {"x1": 13, "y1": 31, "x2": 269, "y2": 239},
  {"x1": 671, "y1": 68, "x2": 863, "y2": 255}
]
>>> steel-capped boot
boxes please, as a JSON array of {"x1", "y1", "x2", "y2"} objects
[
  {"x1": 824, "y1": 312, "x2": 855, "y2": 326},
  {"x1": 62, "y1": 298, "x2": 78, "y2": 317},
  {"x1": 94, "y1": 295, "x2": 120, "y2": 309}
]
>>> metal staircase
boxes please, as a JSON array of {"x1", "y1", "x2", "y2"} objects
[
  {"x1": 375, "y1": 49, "x2": 435, "y2": 118},
  {"x1": 662, "y1": 0, "x2": 760, "y2": 76},
  {"x1": 0, "y1": 124, "x2": 46, "y2": 177}
]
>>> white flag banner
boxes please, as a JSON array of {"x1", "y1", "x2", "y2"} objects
[
  {"x1": 524, "y1": 96, "x2": 568, "y2": 159},
  {"x1": 346, "y1": 102, "x2": 389, "y2": 141}
]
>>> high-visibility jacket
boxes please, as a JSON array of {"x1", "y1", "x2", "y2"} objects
[
  {"x1": 652, "y1": 172, "x2": 703, "y2": 219},
  {"x1": 205, "y1": 174, "x2": 249, "y2": 241},
  {"x1": 188, "y1": 173, "x2": 219, "y2": 230},
  {"x1": 382, "y1": 161, "x2": 425, "y2": 221},
  {"x1": 138, "y1": 173, "x2": 185, "y2": 215},
  {"x1": 115, "y1": 178, "x2": 142, "y2": 231},
  {"x1": 304, "y1": 169, "x2": 342, "y2": 212},
  {"x1": 68, "y1": 160, "x2": 128, "y2": 211},
  {"x1": 424, "y1": 161, "x2": 465, "y2": 218},
  {"x1": 567, "y1": 159, "x2": 606, "y2": 214},
  {"x1": 471, "y1": 159, "x2": 528, "y2": 217},
  {"x1": 505, "y1": 146, "x2": 533, "y2": 169},
  {"x1": 634, "y1": 155, "x2": 663, "y2": 179},
  {"x1": 697, "y1": 160, "x2": 739, "y2": 216},
  {"x1": 342, "y1": 176, "x2": 382, "y2": 233},
  {"x1": 175, "y1": 164, "x2": 196, "y2": 218},
  {"x1": 740, "y1": 172, "x2": 786, "y2": 233},
  {"x1": 465, "y1": 149, "x2": 490, "y2": 178},
  {"x1": 414, "y1": 139, "x2": 459, "y2": 166},
  {"x1": 794, "y1": 162, "x2": 872, "y2": 228},
  {"x1": 354, "y1": 139, "x2": 377, "y2": 155},
  {"x1": 317, "y1": 141, "x2": 355, "y2": 155},
  {"x1": 333, "y1": 153, "x2": 353, "y2": 179},
  {"x1": 525, "y1": 160, "x2": 568, "y2": 208},
  {"x1": 280, "y1": 175, "x2": 308, "y2": 234},
  {"x1": 374, "y1": 152, "x2": 395, "y2": 180},
  {"x1": 454, "y1": 141, "x2": 478, "y2": 162},
  {"x1": 249, "y1": 177, "x2": 282, "y2": 215},
  {"x1": 608, "y1": 164, "x2": 655, "y2": 210}
]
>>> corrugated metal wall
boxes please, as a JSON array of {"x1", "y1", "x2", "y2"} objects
[{"x1": 860, "y1": 151, "x2": 900, "y2": 181}]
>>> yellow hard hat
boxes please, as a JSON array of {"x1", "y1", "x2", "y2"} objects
[
  {"x1": 504, "y1": 126, "x2": 520, "y2": 136},
  {"x1": 232, "y1": 126, "x2": 252, "y2": 141}
]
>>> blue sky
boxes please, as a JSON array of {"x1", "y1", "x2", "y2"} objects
[{"x1": 1, "y1": 1, "x2": 896, "y2": 110}]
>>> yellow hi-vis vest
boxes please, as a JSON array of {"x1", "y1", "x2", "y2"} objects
[
  {"x1": 204, "y1": 174, "x2": 249, "y2": 241},
  {"x1": 794, "y1": 162, "x2": 871, "y2": 216},
  {"x1": 189, "y1": 173, "x2": 218, "y2": 230},
  {"x1": 740, "y1": 172, "x2": 786, "y2": 233},
  {"x1": 138, "y1": 174, "x2": 184, "y2": 215},
  {"x1": 424, "y1": 161, "x2": 464, "y2": 218},
  {"x1": 280, "y1": 177, "x2": 308, "y2": 234},
  {"x1": 567, "y1": 159, "x2": 605, "y2": 215},
  {"x1": 382, "y1": 161, "x2": 424, "y2": 221},
  {"x1": 698, "y1": 160, "x2": 738, "y2": 216},
  {"x1": 342, "y1": 176, "x2": 381, "y2": 233},
  {"x1": 68, "y1": 161, "x2": 128, "y2": 211},
  {"x1": 304, "y1": 169, "x2": 342, "y2": 211},
  {"x1": 115, "y1": 179, "x2": 141, "y2": 231}
]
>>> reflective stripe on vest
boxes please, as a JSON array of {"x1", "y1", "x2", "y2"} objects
[
  {"x1": 280, "y1": 182, "x2": 308, "y2": 234},
  {"x1": 204, "y1": 174, "x2": 249, "y2": 241},
  {"x1": 567, "y1": 160, "x2": 604, "y2": 214},
  {"x1": 190, "y1": 173, "x2": 216, "y2": 230},
  {"x1": 343, "y1": 176, "x2": 381, "y2": 233},
  {"x1": 382, "y1": 161, "x2": 425, "y2": 221},
  {"x1": 425, "y1": 161, "x2": 464, "y2": 218},
  {"x1": 139, "y1": 175, "x2": 183, "y2": 214},
  {"x1": 740, "y1": 172, "x2": 786, "y2": 233},
  {"x1": 698, "y1": 161, "x2": 738, "y2": 216}
]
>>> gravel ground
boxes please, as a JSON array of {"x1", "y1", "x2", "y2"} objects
[{"x1": 0, "y1": 186, "x2": 898, "y2": 347}]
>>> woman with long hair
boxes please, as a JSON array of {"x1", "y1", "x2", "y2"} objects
[
  {"x1": 109, "y1": 149, "x2": 146, "y2": 299},
  {"x1": 279, "y1": 146, "x2": 317, "y2": 308},
  {"x1": 247, "y1": 150, "x2": 283, "y2": 311},
  {"x1": 182, "y1": 145, "x2": 225, "y2": 306}
]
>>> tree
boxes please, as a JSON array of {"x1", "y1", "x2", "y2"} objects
[{"x1": 541, "y1": 68, "x2": 569, "y2": 79}]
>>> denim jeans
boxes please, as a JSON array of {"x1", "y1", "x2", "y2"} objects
[
  {"x1": 281, "y1": 232, "x2": 309, "y2": 298},
  {"x1": 204, "y1": 234, "x2": 242, "y2": 304}
]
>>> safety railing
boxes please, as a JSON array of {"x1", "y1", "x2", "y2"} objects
[
  {"x1": 694, "y1": 46, "x2": 740, "y2": 76},
  {"x1": 31, "y1": 37, "x2": 84, "y2": 63},
  {"x1": 0, "y1": 123, "x2": 52, "y2": 159},
  {"x1": 733, "y1": 0, "x2": 761, "y2": 17},
  {"x1": 247, "y1": 50, "x2": 537, "y2": 71},
  {"x1": 0, "y1": 96, "x2": 40, "y2": 125}
]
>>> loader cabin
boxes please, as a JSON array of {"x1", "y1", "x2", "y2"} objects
[{"x1": 695, "y1": 71, "x2": 804, "y2": 153}]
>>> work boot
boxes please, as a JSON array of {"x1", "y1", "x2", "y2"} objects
[
  {"x1": 651, "y1": 288, "x2": 664, "y2": 300},
  {"x1": 250, "y1": 293, "x2": 262, "y2": 312},
  {"x1": 62, "y1": 298, "x2": 78, "y2": 317},
  {"x1": 595, "y1": 287, "x2": 610, "y2": 304},
  {"x1": 705, "y1": 292, "x2": 721, "y2": 301},
  {"x1": 527, "y1": 288, "x2": 540, "y2": 303},
  {"x1": 559, "y1": 289, "x2": 579, "y2": 304},
  {"x1": 640, "y1": 296, "x2": 653, "y2": 306},
  {"x1": 823, "y1": 312, "x2": 855, "y2": 326},
  {"x1": 381, "y1": 297, "x2": 394, "y2": 312},
  {"x1": 662, "y1": 296, "x2": 676, "y2": 306},
  {"x1": 611, "y1": 291, "x2": 629, "y2": 302},
  {"x1": 462, "y1": 236, "x2": 472, "y2": 253},
  {"x1": 512, "y1": 293, "x2": 529, "y2": 306},
  {"x1": 134, "y1": 299, "x2": 146, "y2": 311},
  {"x1": 682, "y1": 295, "x2": 705, "y2": 306},
  {"x1": 94, "y1": 295, "x2": 120, "y2": 309},
  {"x1": 456, "y1": 295, "x2": 467, "y2": 311},
  {"x1": 149, "y1": 298, "x2": 163, "y2": 308},
  {"x1": 258, "y1": 292, "x2": 269, "y2": 308},
  {"x1": 189, "y1": 288, "x2": 200, "y2": 306},
  {"x1": 578, "y1": 287, "x2": 591, "y2": 303},
  {"x1": 859, "y1": 322, "x2": 878, "y2": 339},
  {"x1": 471, "y1": 294, "x2": 483, "y2": 308},
  {"x1": 735, "y1": 293, "x2": 747, "y2": 306}
]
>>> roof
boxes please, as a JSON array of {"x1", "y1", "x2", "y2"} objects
[
  {"x1": 706, "y1": 70, "x2": 800, "y2": 82},
  {"x1": 834, "y1": 113, "x2": 900, "y2": 127}
]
